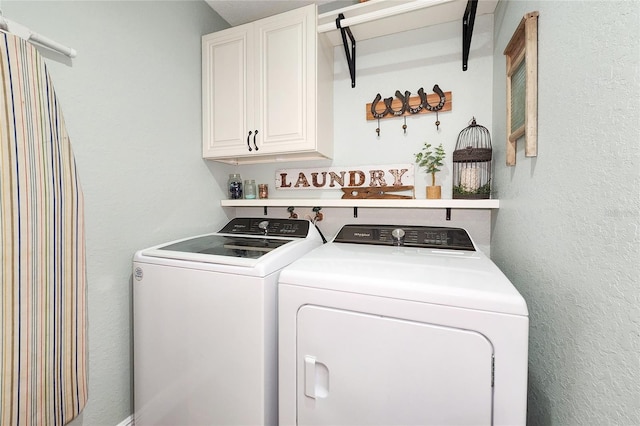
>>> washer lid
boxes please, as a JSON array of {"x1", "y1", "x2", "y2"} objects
[
  {"x1": 155, "y1": 234, "x2": 291, "y2": 260},
  {"x1": 135, "y1": 218, "x2": 324, "y2": 276},
  {"x1": 139, "y1": 234, "x2": 300, "y2": 270},
  {"x1": 279, "y1": 242, "x2": 528, "y2": 316}
]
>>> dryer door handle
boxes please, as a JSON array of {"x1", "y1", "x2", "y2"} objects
[{"x1": 304, "y1": 355, "x2": 329, "y2": 399}]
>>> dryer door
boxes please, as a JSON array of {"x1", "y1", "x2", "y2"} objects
[{"x1": 296, "y1": 306, "x2": 494, "y2": 426}]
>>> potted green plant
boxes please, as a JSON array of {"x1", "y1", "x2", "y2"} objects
[{"x1": 414, "y1": 142, "x2": 446, "y2": 199}]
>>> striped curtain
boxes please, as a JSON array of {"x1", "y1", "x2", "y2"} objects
[{"x1": 0, "y1": 32, "x2": 87, "y2": 425}]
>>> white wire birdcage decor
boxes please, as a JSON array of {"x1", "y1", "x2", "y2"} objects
[{"x1": 453, "y1": 117, "x2": 492, "y2": 199}]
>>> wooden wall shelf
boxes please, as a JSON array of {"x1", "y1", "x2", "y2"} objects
[
  {"x1": 222, "y1": 198, "x2": 498, "y2": 220},
  {"x1": 221, "y1": 198, "x2": 498, "y2": 209}
]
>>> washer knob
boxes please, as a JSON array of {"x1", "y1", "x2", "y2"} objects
[
  {"x1": 258, "y1": 220, "x2": 269, "y2": 235},
  {"x1": 391, "y1": 228, "x2": 405, "y2": 246}
]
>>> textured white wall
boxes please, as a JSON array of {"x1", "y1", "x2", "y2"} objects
[
  {"x1": 1, "y1": 2, "x2": 229, "y2": 425},
  {"x1": 239, "y1": 15, "x2": 497, "y2": 250},
  {"x1": 3, "y1": 1, "x2": 637, "y2": 425},
  {"x1": 491, "y1": 1, "x2": 640, "y2": 424},
  {"x1": 245, "y1": 15, "x2": 495, "y2": 197}
]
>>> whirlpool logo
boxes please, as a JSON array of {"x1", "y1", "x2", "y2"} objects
[{"x1": 134, "y1": 267, "x2": 144, "y2": 281}]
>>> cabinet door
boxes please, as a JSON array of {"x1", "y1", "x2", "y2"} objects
[
  {"x1": 202, "y1": 25, "x2": 254, "y2": 158},
  {"x1": 254, "y1": 6, "x2": 316, "y2": 154},
  {"x1": 296, "y1": 305, "x2": 494, "y2": 426}
]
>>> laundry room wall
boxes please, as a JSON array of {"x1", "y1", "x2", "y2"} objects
[
  {"x1": 2, "y1": 1, "x2": 637, "y2": 425},
  {"x1": 228, "y1": 1, "x2": 640, "y2": 424},
  {"x1": 242, "y1": 13, "x2": 494, "y2": 194},
  {"x1": 490, "y1": 1, "x2": 640, "y2": 425},
  {"x1": 0, "y1": 1, "x2": 228, "y2": 425},
  {"x1": 234, "y1": 13, "x2": 497, "y2": 250}
]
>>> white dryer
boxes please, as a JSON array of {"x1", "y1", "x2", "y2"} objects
[
  {"x1": 278, "y1": 224, "x2": 528, "y2": 426},
  {"x1": 133, "y1": 217, "x2": 323, "y2": 426}
]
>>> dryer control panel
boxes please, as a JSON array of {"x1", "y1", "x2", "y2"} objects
[
  {"x1": 219, "y1": 217, "x2": 310, "y2": 238},
  {"x1": 334, "y1": 225, "x2": 475, "y2": 251}
]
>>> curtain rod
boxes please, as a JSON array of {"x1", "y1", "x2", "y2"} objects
[
  {"x1": 0, "y1": 15, "x2": 77, "y2": 58},
  {"x1": 317, "y1": 0, "x2": 455, "y2": 33}
]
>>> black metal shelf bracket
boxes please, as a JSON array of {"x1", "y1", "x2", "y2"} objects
[
  {"x1": 446, "y1": 207, "x2": 452, "y2": 221},
  {"x1": 337, "y1": 13, "x2": 356, "y2": 88},
  {"x1": 462, "y1": 0, "x2": 478, "y2": 71}
]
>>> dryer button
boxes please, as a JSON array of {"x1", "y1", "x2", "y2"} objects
[{"x1": 391, "y1": 228, "x2": 405, "y2": 246}]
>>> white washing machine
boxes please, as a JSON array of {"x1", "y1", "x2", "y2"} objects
[
  {"x1": 133, "y1": 217, "x2": 324, "y2": 426},
  {"x1": 278, "y1": 224, "x2": 528, "y2": 426}
]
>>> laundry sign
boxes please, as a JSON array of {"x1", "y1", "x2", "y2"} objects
[{"x1": 276, "y1": 164, "x2": 414, "y2": 190}]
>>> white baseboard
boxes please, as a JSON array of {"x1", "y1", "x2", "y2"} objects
[{"x1": 116, "y1": 414, "x2": 134, "y2": 426}]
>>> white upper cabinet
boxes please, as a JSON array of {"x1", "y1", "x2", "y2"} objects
[
  {"x1": 202, "y1": 5, "x2": 333, "y2": 164},
  {"x1": 202, "y1": 25, "x2": 253, "y2": 159}
]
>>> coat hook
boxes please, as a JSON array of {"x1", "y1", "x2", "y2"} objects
[
  {"x1": 387, "y1": 90, "x2": 409, "y2": 117},
  {"x1": 423, "y1": 84, "x2": 446, "y2": 112},
  {"x1": 423, "y1": 84, "x2": 445, "y2": 130},
  {"x1": 408, "y1": 88, "x2": 426, "y2": 114},
  {"x1": 370, "y1": 93, "x2": 387, "y2": 119},
  {"x1": 312, "y1": 206, "x2": 323, "y2": 222},
  {"x1": 402, "y1": 116, "x2": 407, "y2": 134}
]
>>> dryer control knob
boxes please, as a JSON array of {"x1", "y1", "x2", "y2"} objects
[{"x1": 391, "y1": 228, "x2": 405, "y2": 246}]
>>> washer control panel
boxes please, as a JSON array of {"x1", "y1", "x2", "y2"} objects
[
  {"x1": 334, "y1": 224, "x2": 475, "y2": 251},
  {"x1": 218, "y1": 217, "x2": 310, "y2": 238}
]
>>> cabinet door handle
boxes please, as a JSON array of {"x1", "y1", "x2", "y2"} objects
[
  {"x1": 253, "y1": 130, "x2": 259, "y2": 151},
  {"x1": 247, "y1": 131, "x2": 253, "y2": 151}
]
